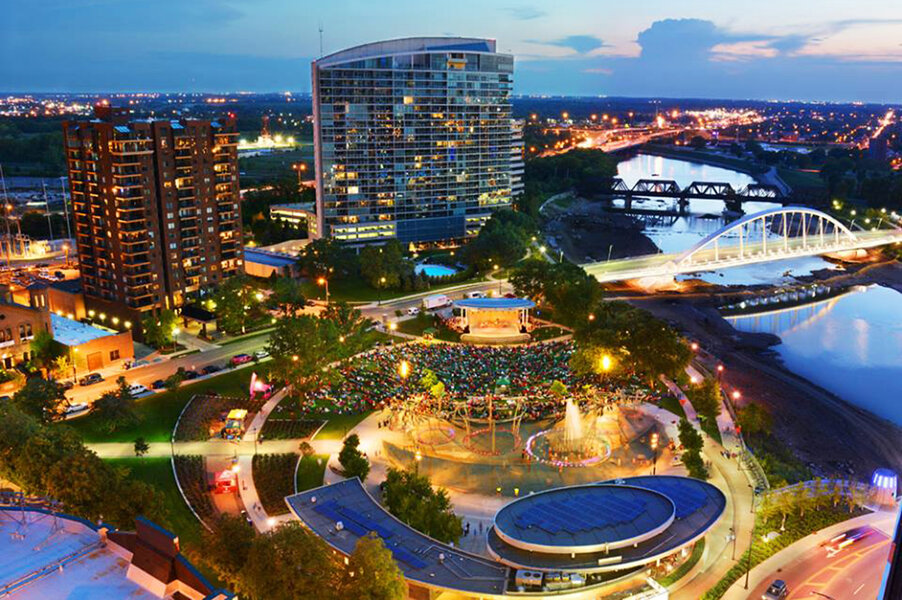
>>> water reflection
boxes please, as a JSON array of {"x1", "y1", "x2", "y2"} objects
[
  {"x1": 613, "y1": 153, "x2": 838, "y2": 283},
  {"x1": 727, "y1": 285, "x2": 902, "y2": 424}
]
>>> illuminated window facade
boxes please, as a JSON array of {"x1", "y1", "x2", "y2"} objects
[
  {"x1": 63, "y1": 105, "x2": 242, "y2": 318},
  {"x1": 312, "y1": 37, "x2": 514, "y2": 244}
]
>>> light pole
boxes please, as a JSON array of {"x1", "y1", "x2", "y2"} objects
[
  {"x1": 378, "y1": 276, "x2": 386, "y2": 305},
  {"x1": 743, "y1": 487, "x2": 759, "y2": 590},
  {"x1": 317, "y1": 276, "x2": 329, "y2": 305},
  {"x1": 650, "y1": 432, "x2": 659, "y2": 475}
]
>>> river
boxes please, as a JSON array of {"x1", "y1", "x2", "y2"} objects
[
  {"x1": 614, "y1": 153, "x2": 839, "y2": 285},
  {"x1": 726, "y1": 285, "x2": 902, "y2": 425}
]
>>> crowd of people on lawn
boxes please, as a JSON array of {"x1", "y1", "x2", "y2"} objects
[{"x1": 303, "y1": 342, "x2": 664, "y2": 420}]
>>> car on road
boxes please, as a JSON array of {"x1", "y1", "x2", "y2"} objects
[
  {"x1": 78, "y1": 373, "x2": 104, "y2": 386},
  {"x1": 826, "y1": 526, "x2": 873, "y2": 557},
  {"x1": 151, "y1": 379, "x2": 167, "y2": 390},
  {"x1": 465, "y1": 291, "x2": 485, "y2": 299},
  {"x1": 253, "y1": 350, "x2": 269, "y2": 360},
  {"x1": 231, "y1": 354, "x2": 252, "y2": 366},
  {"x1": 762, "y1": 579, "x2": 788, "y2": 600},
  {"x1": 127, "y1": 383, "x2": 149, "y2": 396},
  {"x1": 406, "y1": 307, "x2": 420, "y2": 316},
  {"x1": 182, "y1": 370, "x2": 199, "y2": 380},
  {"x1": 201, "y1": 364, "x2": 222, "y2": 375}
]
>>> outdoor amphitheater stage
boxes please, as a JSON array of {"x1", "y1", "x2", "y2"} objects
[{"x1": 455, "y1": 297, "x2": 534, "y2": 344}]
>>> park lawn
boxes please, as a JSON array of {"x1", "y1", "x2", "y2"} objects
[
  {"x1": 659, "y1": 394, "x2": 687, "y2": 420},
  {"x1": 296, "y1": 454, "x2": 328, "y2": 492},
  {"x1": 64, "y1": 369, "x2": 256, "y2": 444},
  {"x1": 531, "y1": 326, "x2": 569, "y2": 341},
  {"x1": 700, "y1": 416, "x2": 723, "y2": 445},
  {"x1": 312, "y1": 411, "x2": 373, "y2": 440},
  {"x1": 777, "y1": 166, "x2": 826, "y2": 190},
  {"x1": 106, "y1": 457, "x2": 204, "y2": 546}
]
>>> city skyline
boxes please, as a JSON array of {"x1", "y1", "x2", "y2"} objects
[{"x1": 4, "y1": 1, "x2": 902, "y2": 102}]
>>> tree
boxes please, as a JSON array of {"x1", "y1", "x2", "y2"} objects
[
  {"x1": 92, "y1": 376, "x2": 138, "y2": 433},
  {"x1": 298, "y1": 238, "x2": 357, "y2": 280},
  {"x1": 689, "y1": 135, "x2": 707, "y2": 149},
  {"x1": 52, "y1": 354, "x2": 72, "y2": 381},
  {"x1": 134, "y1": 437, "x2": 149, "y2": 457},
  {"x1": 464, "y1": 210, "x2": 536, "y2": 271},
  {"x1": 359, "y1": 239, "x2": 407, "y2": 289},
  {"x1": 202, "y1": 514, "x2": 256, "y2": 589},
  {"x1": 141, "y1": 309, "x2": 177, "y2": 349},
  {"x1": 164, "y1": 371, "x2": 185, "y2": 393},
  {"x1": 737, "y1": 403, "x2": 772, "y2": 437},
  {"x1": 338, "y1": 434, "x2": 370, "y2": 482},
  {"x1": 267, "y1": 315, "x2": 342, "y2": 393},
  {"x1": 687, "y1": 378, "x2": 722, "y2": 423},
  {"x1": 29, "y1": 330, "x2": 65, "y2": 375},
  {"x1": 321, "y1": 301, "x2": 368, "y2": 353},
  {"x1": 678, "y1": 418, "x2": 708, "y2": 480},
  {"x1": 549, "y1": 380, "x2": 568, "y2": 397},
  {"x1": 12, "y1": 377, "x2": 66, "y2": 423},
  {"x1": 382, "y1": 467, "x2": 463, "y2": 544},
  {"x1": 214, "y1": 275, "x2": 266, "y2": 335},
  {"x1": 775, "y1": 490, "x2": 793, "y2": 531},
  {"x1": 240, "y1": 521, "x2": 341, "y2": 600},
  {"x1": 340, "y1": 532, "x2": 406, "y2": 600},
  {"x1": 270, "y1": 277, "x2": 307, "y2": 315}
]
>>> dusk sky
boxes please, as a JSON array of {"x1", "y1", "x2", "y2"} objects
[{"x1": 4, "y1": 0, "x2": 902, "y2": 102}]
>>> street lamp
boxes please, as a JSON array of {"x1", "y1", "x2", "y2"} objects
[
  {"x1": 398, "y1": 360, "x2": 410, "y2": 380},
  {"x1": 378, "y1": 276, "x2": 386, "y2": 305},
  {"x1": 650, "y1": 432, "x2": 659, "y2": 475},
  {"x1": 317, "y1": 276, "x2": 329, "y2": 305},
  {"x1": 743, "y1": 487, "x2": 760, "y2": 589}
]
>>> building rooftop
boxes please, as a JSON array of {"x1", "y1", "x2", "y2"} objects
[
  {"x1": 316, "y1": 37, "x2": 499, "y2": 67},
  {"x1": 286, "y1": 478, "x2": 509, "y2": 596},
  {"x1": 51, "y1": 313, "x2": 115, "y2": 346},
  {"x1": 454, "y1": 297, "x2": 536, "y2": 310},
  {"x1": 487, "y1": 476, "x2": 726, "y2": 573},
  {"x1": 0, "y1": 509, "x2": 153, "y2": 599},
  {"x1": 493, "y1": 484, "x2": 675, "y2": 554},
  {"x1": 243, "y1": 249, "x2": 298, "y2": 268},
  {"x1": 271, "y1": 202, "x2": 315, "y2": 213}
]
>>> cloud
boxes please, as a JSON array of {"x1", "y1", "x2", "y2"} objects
[
  {"x1": 501, "y1": 6, "x2": 546, "y2": 21},
  {"x1": 547, "y1": 35, "x2": 606, "y2": 54}
]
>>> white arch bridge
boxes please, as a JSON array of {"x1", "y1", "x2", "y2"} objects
[{"x1": 582, "y1": 206, "x2": 902, "y2": 284}]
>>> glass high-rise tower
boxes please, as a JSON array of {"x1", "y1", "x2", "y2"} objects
[{"x1": 312, "y1": 37, "x2": 514, "y2": 245}]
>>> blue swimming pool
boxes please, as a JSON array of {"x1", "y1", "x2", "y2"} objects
[{"x1": 414, "y1": 263, "x2": 458, "y2": 278}]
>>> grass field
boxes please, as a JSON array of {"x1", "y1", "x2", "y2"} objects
[
  {"x1": 777, "y1": 166, "x2": 826, "y2": 191},
  {"x1": 295, "y1": 454, "x2": 328, "y2": 492},
  {"x1": 238, "y1": 146, "x2": 314, "y2": 184},
  {"x1": 252, "y1": 453, "x2": 298, "y2": 515},
  {"x1": 106, "y1": 457, "x2": 203, "y2": 545},
  {"x1": 395, "y1": 313, "x2": 459, "y2": 342},
  {"x1": 312, "y1": 411, "x2": 373, "y2": 440},
  {"x1": 64, "y1": 369, "x2": 256, "y2": 444}
]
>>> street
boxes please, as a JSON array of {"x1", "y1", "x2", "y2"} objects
[{"x1": 747, "y1": 525, "x2": 891, "y2": 600}]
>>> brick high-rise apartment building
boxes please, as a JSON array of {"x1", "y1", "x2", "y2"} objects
[{"x1": 63, "y1": 105, "x2": 243, "y2": 321}]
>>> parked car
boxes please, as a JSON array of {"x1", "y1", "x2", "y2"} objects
[
  {"x1": 762, "y1": 580, "x2": 788, "y2": 600},
  {"x1": 151, "y1": 379, "x2": 166, "y2": 390},
  {"x1": 54, "y1": 271, "x2": 65, "y2": 279},
  {"x1": 78, "y1": 373, "x2": 104, "y2": 386},
  {"x1": 63, "y1": 402, "x2": 88, "y2": 416},
  {"x1": 127, "y1": 383, "x2": 149, "y2": 396},
  {"x1": 253, "y1": 350, "x2": 270, "y2": 360},
  {"x1": 59, "y1": 380, "x2": 75, "y2": 391},
  {"x1": 182, "y1": 370, "x2": 199, "y2": 380},
  {"x1": 201, "y1": 364, "x2": 222, "y2": 375},
  {"x1": 231, "y1": 354, "x2": 252, "y2": 366}
]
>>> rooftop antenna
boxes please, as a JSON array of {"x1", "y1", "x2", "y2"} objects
[
  {"x1": 0, "y1": 165, "x2": 12, "y2": 267},
  {"x1": 319, "y1": 22, "x2": 324, "y2": 58},
  {"x1": 42, "y1": 179, "x2": 54, "y2": 242}
]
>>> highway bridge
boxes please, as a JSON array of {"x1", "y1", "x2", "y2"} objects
[
  {"x1": 594, "y1": 177, "x2": 789, "y2": 212},
  {"x1": 582, "y1": 207, "x2": 902, "y2": 284}
]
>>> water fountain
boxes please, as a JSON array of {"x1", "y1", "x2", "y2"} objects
[{"x1": 525, "y1": 398, "x2": 612, "y2": 468}]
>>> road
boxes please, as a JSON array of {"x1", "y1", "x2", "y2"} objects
[
  {"x1": 747, "y1": 525, "x2": 890, "y2": 600},
  {"x1": 63, "y1": 278, "x2": 508, "y2": 406}
]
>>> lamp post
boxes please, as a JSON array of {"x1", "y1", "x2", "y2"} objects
[
  {"x1": 378, "y1": 276, "x2": 386, "y2": 305},
  {"x1": 650, "y1": 432, "x2": 659, "y2": 475},
  {"x1": 317, "y1": 276, "x2": 329, "y2": 305},
  {"x1": 743, "y1": 487, "x2": 759, "y2": 590}
]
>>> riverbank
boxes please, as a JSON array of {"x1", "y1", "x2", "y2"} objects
[
  {"x1": 630, "y1": 267, "x2": 902, "y2": 480},
  {"x1": 545, "y1": 198, "x2": 660, "y2": 262}
]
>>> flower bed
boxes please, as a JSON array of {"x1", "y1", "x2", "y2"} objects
[
  {"x1": 252, "y1": 453, "x2": 298, "y2": 516},
  {"x1": 174, "y1": 394, "x2": 271, "y2": 442},
  {"x1": 173, "y1": 454, "x2": 215, "y2": 527},
  {"x1": 259, "y1": 418, "x2": 323, "y2": 440}
]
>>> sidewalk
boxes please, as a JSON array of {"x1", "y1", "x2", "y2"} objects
[{"x1": 721, "y1": 508, "x2": 898, "y2": 600}]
